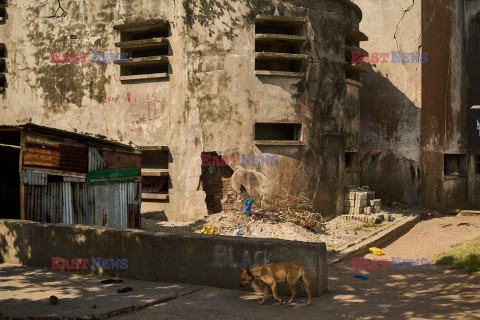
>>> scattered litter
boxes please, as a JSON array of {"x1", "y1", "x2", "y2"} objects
[
  {"x1": 49, "y1": 295, "x2": 59, "y2": 305},
  {"x1": 30, "y1": 272, "x2": 36, "y2": 275},
  {"x1": 194, "y1": 225, "x2": 214, "y2": 234},
  {"x1": 235, "y1": 229, "x2": 245, "y2": 236},
  {"x1": 354, "y1": 274, "x2": 368, "y2": 281},
  {"x1": 92, "y1": 304, "x2": 97, "y2": 309},
  {"x1": 369, "y1": 247, "x2": 384, "y2": 256},
  {"x1": 389, "y1": 216, "x2": 396, "y2": 222},
  {"x1": 458, "y1": 223, "x2": 471, "y2": 226},
  {"x1": 243, "y1": 199, "x2": 254, "y2": 216},
  {"x1": 117, "y1": 287, "x2": 133, "y2": 294},
  {"x1": 251, "y1": 232, "x2": 258, "y2": 237},
  {"x1": 441, "y1": 223, "x2": 452, "y2": 228},
  {"x1": 101, "y1": 279, "x2": 123, "y2": 284}
]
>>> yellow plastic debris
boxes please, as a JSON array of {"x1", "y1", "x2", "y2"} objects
[
  {"x1": 369, "y1": 247, "x2": 384, "y2": 256},
  {"x1": 194, "y1": 225, "x2": 214, "y2": 235}
]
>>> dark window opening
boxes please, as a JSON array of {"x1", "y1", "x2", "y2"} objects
[
  {"x1": 127, "y1": 29, "x2": 169, "y2": 41},
  {"x1": 0, "y1": 76, "x2": 5, "y2": 89},
  {"x1": 255, "y1": 17, "x2": 306, "y2": 75},
  {"x1": 122, "y1": 65, "x2": 168, "y2": 76},
  {"x1": 255, "y1": 42, "x2": 297, "y2": 54},
  {"x1": 345, "y1": 152, "x2": 358, "y2": 168},
  {"x1": 0, "y1": 44, "x2": 5, "y2": 58},
  {"x1": 255, "y1": 23, "x2": 298, "y2": 35},
  {"x1": 141, "y1": 148, "x2": 170, "y2": 200},
  {"x1": 0, "y1": 59, "x2": 5, "y2": 73},
  {"x1": 142, "y1": 176, "x2": 168, "y2": 193},
  {"x1": 255, "y1": 60, "x2": 301, "y2": 72},
  {"x1": 255, "y1": 123, "x2": 302, "y2": 141},
  {"x1": 130, "y1": 47, "x2": 169, "y2": 58},
  {"x1": 117, "y1": 22, "x2": 170, "y2": 79},
  {"x1": 444, "y1": 154, "x2": 467, "y2": 176},
  {"x1": 142, "y1": 149, "x2": 168, "y2": 170},
  {"x1": 345, "y1": 38, "x2": 359, "y2": 47},
  {"x1": 345, "y1": 71, "x2": 360, "y2": 81}
]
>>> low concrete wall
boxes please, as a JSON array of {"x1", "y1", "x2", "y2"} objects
[{"x1": 0, "y1": 220, "x2": 328, "y2": 296}]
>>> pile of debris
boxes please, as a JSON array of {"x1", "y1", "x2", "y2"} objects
[
  {"x1": 259, "y1": 194, "x2": 326, "y2": 231},
  {"x1": 345, "y1": 186, "x2": 381, "y2": 215}
]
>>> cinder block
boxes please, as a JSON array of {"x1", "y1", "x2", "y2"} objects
[
  {"x1": 355, "y1": 199, "x2": 368, "y2": 207},
  {"x1": 347, "y1": 192, "x2": 356, "y2": 200},
  {"x1": 349, "y1": 207, "x2": 358, "y2": 215},
  {"x1": 373, "y1": 205, "x2": 382, "y2": 213},
  {"x1": 355, "y1": 192, "x2": 367, "y2": 200},
  {"x1": 371, "y1": 199, "x2": 381, "y2": 206},
  {"x1": 367, "y1": 191, "x2": 376, "y2": 200},
  {"x1": 364, "y1": 207, "x2": 372, "y2": 215},
  {"x1": 362, "y1": 186, "x2": 370, "y2": 191},
  {"x1": 345, "y1": 200, "x2": 355, "y2": 207}
]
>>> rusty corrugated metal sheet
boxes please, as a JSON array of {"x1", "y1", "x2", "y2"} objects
[
  {"x1": 23, "y1": 170, "x2": 47, "y2": 185},
  {"x1": 88, "y1": 147, "x2": 107, "y2": 171},
  {"x1": 24, "y1": 178, "x2": 141, "y2": 228},
  {"x1": 89, "y1": 182, "x2": 135, "y2": 228},
  {"x1": 23, "y1": 141, "x2": 88, "y2": 174}
]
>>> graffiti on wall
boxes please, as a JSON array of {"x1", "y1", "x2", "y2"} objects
[
  {"x1": 212, "y1": 244, "x2": 272, "y2": 268},
  {"x1": 102, "y1": 93, "x2": 135, "y2": 104},
  {"x1": 129, "y1": 93, "x2": 166, "y2": 134}
]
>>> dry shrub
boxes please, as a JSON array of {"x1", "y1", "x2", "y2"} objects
[{"x1": 253, "y1": 195, "x2": 326, "y2": 231}]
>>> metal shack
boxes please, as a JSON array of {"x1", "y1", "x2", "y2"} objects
[{"x1": 0, "y1": 123, "x2": 142, "y2": 228}]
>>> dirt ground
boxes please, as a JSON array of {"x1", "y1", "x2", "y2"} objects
[{"x1": 141, "y1": 205, "x2": 442, "y2": 249}]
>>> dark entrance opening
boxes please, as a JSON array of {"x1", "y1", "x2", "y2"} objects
[{"x1": 0, "y1": 130, "x2": 21, "y2": 219}]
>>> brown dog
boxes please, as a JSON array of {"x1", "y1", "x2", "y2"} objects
[{"x1": 240, "y1": 261, "x2": 314, "y2": 305}]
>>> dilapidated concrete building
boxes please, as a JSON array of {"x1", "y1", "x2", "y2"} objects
[
  {"x1": 1, "y1": 0, "x2": 477, "y2": 222},
  {"x1": 0, "y1": 0, "x2": 367, "y2": 220},
  {"x1": 351, "y1": 0, "x2": 480, "y2": 211}
]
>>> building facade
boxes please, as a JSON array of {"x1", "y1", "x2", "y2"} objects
[
  {"x1": 352, "y1": 0, "x2": 480, "y2": 210},
  {"x1": 0, "y1": 0, "x2": 366, "y2": 220}
]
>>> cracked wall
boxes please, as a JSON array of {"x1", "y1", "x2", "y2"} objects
[
  {"x1": 351, "y1": 0, "x2": 422, "y2": 205},
  {"x1": 0, "y1": 0, "x2": 363, "y2": 220}
]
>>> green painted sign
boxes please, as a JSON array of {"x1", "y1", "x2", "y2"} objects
[{"x1": 87, "y1": 167, "x2": 140, "y2": 185}]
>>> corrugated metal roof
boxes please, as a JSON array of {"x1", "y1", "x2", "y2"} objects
[{"x1": 0, "y1": 123, "x2": 139, "y2": 151}]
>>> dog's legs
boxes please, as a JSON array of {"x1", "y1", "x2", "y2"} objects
[
  {"x1": 286, "y1": 274, "x2": 299, "y2": 304},
  {"x1": 270, "y1": 283, "x2": 283, "y2": 305},
  {"x1": 258, "y1": 285, "x2": 269, "y2": 305},
  {"x1": 302, "y1": 280, "x2": 312, "y2": 306}
]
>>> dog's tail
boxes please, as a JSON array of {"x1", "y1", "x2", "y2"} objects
[{"x1": 301, "y1": 268, "x2": 314, "y2": 288}]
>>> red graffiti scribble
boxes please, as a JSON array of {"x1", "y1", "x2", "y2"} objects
[
  {"x1": 129, "y1": 94, "x2": 166, "y2": 134},
  {"x1": 102, "y1": 93, "x2": 134, "y2": 104}
]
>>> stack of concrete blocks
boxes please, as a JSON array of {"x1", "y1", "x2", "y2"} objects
[{"x1": 345, "y1": 186, "x2": 382, "y2": 215}]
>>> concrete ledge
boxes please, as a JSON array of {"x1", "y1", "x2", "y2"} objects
[
  {"x1": 328, "y1": 215, "x2": 420, "y2": 265},
  {"x1": 0, "y1": 219, "x2": 328, "y2": 296}
]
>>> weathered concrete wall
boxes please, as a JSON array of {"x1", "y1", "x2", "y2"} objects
[
  {"x1": 351, "y1": 0, "x2": 422, "y2": 205},
  {"x1": 0, "y1": 0, "x2": 363, "y2": 219},
  {"x1": 0, "y1": 219, "x2": 328, "y2": 296},
  {"x1": 421, "y1": 0, "x2": 468, "y2": 210}
]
